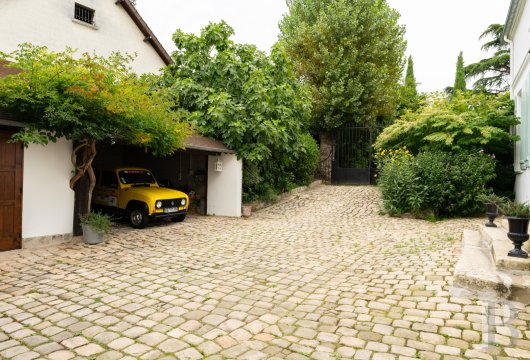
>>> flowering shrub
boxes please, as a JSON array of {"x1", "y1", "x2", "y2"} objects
[
  {"x1": 375, "y1": 147, "x2": 424, "y2": 215},
  {"x1": 374, "y1": 92, "x2": 516, "y2": 196},
  {"x1": 374, "y1": 146, "x2": 412, "y2": 166},
  {"x1": 376, "y1": 149, "x2": 496, "y2": 217}
]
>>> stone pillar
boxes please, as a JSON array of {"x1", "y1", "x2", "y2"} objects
[{"x1": 317, "y1": 133, "x2": 334, "y2": 183}]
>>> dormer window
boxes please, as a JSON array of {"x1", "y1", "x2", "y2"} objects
[{"x1": 74, "y1": 3, "x2": 95, "y2": 25}]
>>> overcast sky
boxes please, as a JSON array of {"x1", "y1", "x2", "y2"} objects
[{"x1": 136, "y1": 0, "x2": 511, "y2": 93}]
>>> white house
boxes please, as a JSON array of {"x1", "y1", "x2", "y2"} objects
[
  {"x1": 504, "y1": 0, "x2": 530, "y2": 204},
  {"x1": 0, "y1": 0, "x2": 242, "y2": 252}
]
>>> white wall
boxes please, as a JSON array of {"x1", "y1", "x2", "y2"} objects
[
  {"x1": 510, "y1": 1, "x2": 530, "y2": 86},
  {"x1": 509, "y1": 0, "x2": 530, "y2": 204},
  {"x1": 1, "y1": 0, "x2": 167, "y2": 241},
  {"x1": 22, "y1": 139, "x2": 75, "y2": 238},
  {"x1": 0, "y1": 0, "x2": 166, "y2": 75},
  {"x1": 207, "y1": 154, "x2": 242, "y2": 217}
]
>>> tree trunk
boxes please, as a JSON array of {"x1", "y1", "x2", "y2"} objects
[
  {"x1": 71, "y1": 139, "x2": 97, "y2": 235},
  {"x1": 73, "y1": 171, "x2": 89, "y2": 236},
  {"x1": 317, "y1": 132, "x2": 334, "y2": 183}
]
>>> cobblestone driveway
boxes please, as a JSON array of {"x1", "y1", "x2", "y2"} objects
[{"x1": 1, "y1": 186, "x2": 530, "y2": 360}]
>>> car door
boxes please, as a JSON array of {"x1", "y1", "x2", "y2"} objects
[{"x1": 93, "y1": 170, "x2": 120, "y2": 209}]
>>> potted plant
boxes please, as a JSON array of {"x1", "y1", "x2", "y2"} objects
[
  {"x1": 499, "y1": 200, "x2": 530, "y2": 258},
  {"x1": 242, "y1": 204, "x2": 252, "y2": 217},
  {"x1": 476, "y1": 193, "x2": 506, "y2": 227},
  {"x1": 80, "y1": 212, "x2": 114, "y2": 245}
]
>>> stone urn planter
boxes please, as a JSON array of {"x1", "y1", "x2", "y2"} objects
[
  {"x1": 477, "y1": 193, "x2": 506, "y2": 228},
  {"x1": 484, "y1": 203, "x2": 499, "y2": 228},
  {"x1": 80, "y1": 212, "x2": 113, "y2": 245},
  {"x1": 506, "y1": 217, "x2": 530, "y2": 258},
  {"x1": 500, "y1": 200, "x2": 530, "y2": 258}
]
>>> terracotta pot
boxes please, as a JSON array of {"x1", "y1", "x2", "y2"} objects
[{"x1": 242, "y1": 205, "x2": 252, "y2": 218}]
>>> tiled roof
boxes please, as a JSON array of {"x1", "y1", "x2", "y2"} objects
[
  {"x1": 185, "y1": 134, "x2": 235, "y2": 154},
  {"x1": 0, "y1": 61, "x2": 21, "y2": 78},
  {"x1": 0, "y1": 62, "x2": 21, "y2": 123}
]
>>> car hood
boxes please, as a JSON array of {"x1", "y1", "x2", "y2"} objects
[{"x1": 124, "y1": 186, "x2": 187, "y2": 199}]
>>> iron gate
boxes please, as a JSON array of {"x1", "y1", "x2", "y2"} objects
[{"x1": 331, "y1": 124, "x2": 384, "y2": 185}]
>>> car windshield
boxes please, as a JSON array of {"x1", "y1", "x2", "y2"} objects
[{"x1": 118, "y1": 170, "x2": 157, "y2": 185}]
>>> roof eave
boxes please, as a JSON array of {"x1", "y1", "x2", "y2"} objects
[
  {"x1": 115, "y1": 0, "x2": 173, "y2": 66},
  {"x1": 504, "y1": 0, "x2": 525, "y2": 41},
  {"x1": 185, "y1": 145, "x2": 236, "y2": 154}
]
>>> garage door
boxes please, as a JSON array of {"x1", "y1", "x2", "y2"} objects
[{"x1": 0, "y1": 130, "x2": 22, "y2": 251}]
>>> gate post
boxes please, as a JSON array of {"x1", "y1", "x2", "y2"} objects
[{"x1": 318, "y1": 132, "x2": 334, "y2": 183}]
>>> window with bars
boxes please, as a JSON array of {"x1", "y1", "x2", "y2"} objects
[{"x1": 74, "y1": 3, "x2": 95, "y2": 25}]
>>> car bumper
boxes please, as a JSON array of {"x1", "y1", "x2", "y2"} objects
[{"x1": 150, "y1": 209, "x2": 187, "y2": 219}]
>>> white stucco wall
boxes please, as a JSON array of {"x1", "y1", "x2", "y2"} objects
[
  {"x1": 22, "y1": 139, "x2": 75, "y2": 239},
  {"x1": 0, "y1": 0, "x2": 166, "y2": 74},
  {"x1": 1, "y1": 0, "x2": 167, "y2": 242},
  {"x1": 508, "y1": 0, "x2": 530, "y2": 204},
  {"x1": 207, "y1": 154, "x2": 243, "y2": 217},
  {"x1": 515, "y1": 171, "x2": 530, "y2": 203},
  {"x1": 509, "y1": 1, "x2": 530, "y2": 85}
]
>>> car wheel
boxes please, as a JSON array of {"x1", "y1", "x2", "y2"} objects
[
  {"x1": 128, "y1": 206, "x2": 148, "y2": 229},
  {"x1": 171, "y1": 214, "x2": 187, "y2": 223}
]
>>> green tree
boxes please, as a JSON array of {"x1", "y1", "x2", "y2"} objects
[
  {"x1": 0, "y1": 44, "x2": 190, "y2": 212},
  {"x1": 465, "y1": 24, "x2": 510, "y2": 93},
  {"x1": 454, "y1": 51, "x2": 467, "y2": 92},
  {"x1": 398, "y1": 55, "x2": 420, "y2": 115},
  {"x1": 375, "y1": 92, "x2": 516, "y2": 153},
  {"x1": 162, "y1": 22, "x2": 317, "y2": 200},
  {"x1": 279, "y1": 0, "x2": 406, "y2": 133},
  {"x1": 374, "y1": 92, "x2": 517, "y2": 195}
]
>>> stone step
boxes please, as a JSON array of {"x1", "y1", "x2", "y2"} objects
[
  {"x1": 479, "y1": 224, "x2": 530, "y2": 271},
  {"x1": 452, "y1": 228, "x2": 530, "y2": 304},
  {"x1": 510, "y1": 273, "x2": 530, "y2": 304},
  {"x1": 452, "y1": 229, "x2": 510, "y2": 300}
]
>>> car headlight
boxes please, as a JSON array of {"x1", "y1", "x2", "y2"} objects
[
  {"x1": 181, "y1": 199, "x2": 186, "y2": 206},
  {"x1": 156, "y1": 201, "x2": 163, "y2": 209}
]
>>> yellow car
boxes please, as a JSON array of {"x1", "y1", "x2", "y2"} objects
[{"x1": 92, "y1": 167, "x2": 189, "y2": 228}]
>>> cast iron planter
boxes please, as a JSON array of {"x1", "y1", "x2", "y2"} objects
[
  {"x1": 484, "y1": 203, "x2": 499, "y2": 227},
  {"x1": 506, "y1": 216, "x2": 530, "y2": 258}
]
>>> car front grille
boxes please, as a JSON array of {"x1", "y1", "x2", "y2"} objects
[{"x1": 160, "y1": 198, "x2": 185, "y2": 208}]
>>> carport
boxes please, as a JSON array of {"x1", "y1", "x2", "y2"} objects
[{"x1": 93, "y1": 134, "x2": 242, "y2": 218}]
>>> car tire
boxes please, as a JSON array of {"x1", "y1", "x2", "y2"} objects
[
  {"x1": 127, "y1": 206, "x2": 148, "y2": 229},
  {"x1": 171, "y1": 214, "x2": 187, "y2": 223}
]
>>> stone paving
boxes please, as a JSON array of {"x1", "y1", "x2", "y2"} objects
[{"x1": 1, "y1": 185, "x2": 530, "y2": 360}]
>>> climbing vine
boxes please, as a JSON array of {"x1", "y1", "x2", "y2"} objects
[{"x1": 0, "y1": 44, "x2": 190, "y2": 212}]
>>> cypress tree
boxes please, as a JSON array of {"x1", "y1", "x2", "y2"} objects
[
  {"x1": 453, "y1": 51, "x2": 467, "y2": 92},
  {"x1": 397, "y1": 55, "x2": 420, "y2": 115},
  {"x1": 404, "y1": 55, "x2": 418, "y2": 97}
]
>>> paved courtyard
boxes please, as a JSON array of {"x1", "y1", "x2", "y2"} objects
[{"x1": 1, "y1": 185, "x2": 530, "y2": 360}]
